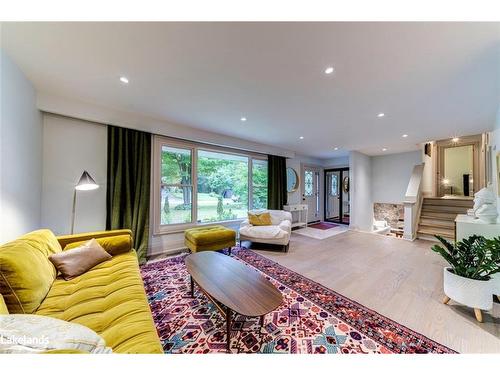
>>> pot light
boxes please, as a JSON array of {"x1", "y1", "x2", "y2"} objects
[
  {"x1": 240, "y1": 117, "x2": 247, "y2": 122},
  {"x1": 324, "y1": 66, "x2": 334, "y2": 75},
  {"x1": 377, "y1": 113, "x2": 385, "y2": 118},
  {"x1": 452, "y1": 137, "x2": 459, "y2": 143},
  {"x1": 402, "y1": 134, "x2": 408, "y2": 138},
  {"x1": 382, "y1": 148, "x2": 388, "y2": 152},
  {"x1": 299, "y1": 136, "x2": 304, "y2": 140},
  {"x1": 119, "y1": 76, "x2": 129, "y2": 84}
]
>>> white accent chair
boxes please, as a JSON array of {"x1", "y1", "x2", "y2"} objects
[
  {"x1": 239, "y1": 210, "x2": 293, "y2": 252},
  {"x1": 373, "y1": 219, "x2": 391, "y2": 235}
]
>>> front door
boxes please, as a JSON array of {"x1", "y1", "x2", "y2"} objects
[
  {"x1": 325, "y1": 170, "x2": 341, "y2": 221},
  {"x1": 325, "y1": 168, "x2": 350, "y2": 224},
  {"x1": 302, "y1": 166, "x2": 320, "y2": 223}
]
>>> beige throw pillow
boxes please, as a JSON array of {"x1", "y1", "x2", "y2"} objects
[{"x1": 49, "y1": 238, "x2": 111, "y2": 280}]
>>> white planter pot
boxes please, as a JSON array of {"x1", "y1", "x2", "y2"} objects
[
  {"x1": 443, "y1": 268, "x2": 492, "y2": 310},
  {"x1": 492, "y1": 273, "x2": 500, "y2": 296}
]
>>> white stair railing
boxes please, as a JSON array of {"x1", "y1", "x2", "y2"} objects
[{"x1": 403, "y1": 164, "x2": 425, "y2": 241}]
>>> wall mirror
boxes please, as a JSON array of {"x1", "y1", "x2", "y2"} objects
[{"x1": 286, "y1": 167, "x2": 299, "y2": 193}]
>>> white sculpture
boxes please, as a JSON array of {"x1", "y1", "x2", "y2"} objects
[{"x1": 473, "y1": 187, "x2": 498, "y2": 223}]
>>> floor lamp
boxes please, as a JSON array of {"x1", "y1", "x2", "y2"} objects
[{"x1": 71, "y1": 170, "x2": 99, "y2": 234}]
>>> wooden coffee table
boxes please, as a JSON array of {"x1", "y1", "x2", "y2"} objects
[{"x1": 185, "y1": 251, "x2": 283, "y2": 352}]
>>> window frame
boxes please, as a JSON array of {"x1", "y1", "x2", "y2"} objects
[{"x1": 152, "y1": 135, "x2": 268, "y2": 235}]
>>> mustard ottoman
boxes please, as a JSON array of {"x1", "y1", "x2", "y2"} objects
[{"x1": 184, "y1": 225, "x2": 236, "y2": 255}]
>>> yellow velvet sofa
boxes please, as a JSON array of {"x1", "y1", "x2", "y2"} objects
[{"x1": 0, "y1": 229, "x2": 163, "y2": 354}]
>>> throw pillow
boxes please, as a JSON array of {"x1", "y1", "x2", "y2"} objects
[
  {"x1": 0, "y1": 314, "x2": 112, "y2": 354},
  {"x1": 49, "y1": 239, "x2": 111, "y2": 280},
  {"x1": 248, "y1": 212, "x2": 272, "y2": 226}
]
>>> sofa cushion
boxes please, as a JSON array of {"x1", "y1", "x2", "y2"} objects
[
  {"x1": 0, "y1": 295, "x2": 8, "y2": 315},
  {"x1": 35, "y1": 250, "x2": 162, "y2": 354},
  {"x1": 64, "y1": 234, "x2": 132, "y2": 256},
  {"x1": 0, "y1": 229, "x2": 62, "y2": 314}
]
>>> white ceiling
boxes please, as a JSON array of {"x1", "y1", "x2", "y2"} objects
[{"x1": 2, "y1": 22, "x2": 499, "y2": 158}]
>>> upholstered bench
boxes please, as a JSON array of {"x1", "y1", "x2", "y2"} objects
[{"x1": 184, "y1": 225, "x2": 236, "y2": 255}]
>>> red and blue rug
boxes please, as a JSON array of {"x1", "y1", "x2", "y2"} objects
[{"x1": 141, "y1": 247, "x2": 456, "y2": 354}]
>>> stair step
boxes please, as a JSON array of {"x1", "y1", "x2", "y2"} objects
[
  {"x1": 421, "y1": 204, "x2": 470, "y2": 214},
  {"x1": 419, "y1": 219, "x2": 455, "y2": 229},
  {"x1": 420, "y1": 211, "x2": 459, "y2": 220},
  {"x1": 417, "y1": 227, "x2": 455, "y2": 239},
  {"x1": 423, "y1": 198, "x2": 473, "y2": 208},
  {"x1": 416, "y1": 233, "x2": 442, "y2": 242}
]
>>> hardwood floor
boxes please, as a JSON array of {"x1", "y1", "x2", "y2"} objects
[{"x1": 245, "y1": 230, "x2": 500, "y2": 353}]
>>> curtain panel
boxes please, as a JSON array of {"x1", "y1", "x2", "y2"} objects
[
  {"x1": 267, "y1": 154, "x2": 287, "y2": 210},
  {"x1": 106, "y1": 125, "x2": 151, "y2": 263}
]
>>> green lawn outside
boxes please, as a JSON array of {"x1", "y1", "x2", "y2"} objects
[{"x1": 161, "y1": 192, "x2": 248, "y2": 225}]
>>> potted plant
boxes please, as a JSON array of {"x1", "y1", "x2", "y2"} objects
[{"x1": 431, "y1": 235, "x2": 500, "y2": 322}]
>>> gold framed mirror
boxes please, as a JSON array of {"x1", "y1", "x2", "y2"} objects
[{"x1": 286, "y1": 167, "x2": 299, "y2": 193}]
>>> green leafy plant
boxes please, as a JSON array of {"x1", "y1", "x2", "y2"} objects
[{"x1": 431, "y1": 235, "x2": 500, "y2": 281}]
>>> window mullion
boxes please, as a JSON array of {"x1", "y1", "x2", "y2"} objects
[
  {"x1": 249, "y1": 157, "x2": 253, "y2": 211},
  {"x1": 192, "y1": 147, "x2": 198, "y2": 224}
]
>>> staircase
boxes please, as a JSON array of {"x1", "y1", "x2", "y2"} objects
[{"x1": 417, "y1": 197, "x2": 473, "y2": 241}]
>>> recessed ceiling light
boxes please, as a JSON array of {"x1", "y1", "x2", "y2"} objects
[
  {"x1": 324, "y1": 66, "x2": 334, "y2": 75},
  {"x1": 377, "y1": 113, "x2": 385, "y2": 118},
  {"x1": 452, "y1": 137, "x2": 459, "y2": 143},
  {"x1": 402, "y1": 134, "x2": 408, "y2": 138},
  {"x1": 299, "y1": 136, "x2": 304, "y2": 140},
  {"x1": 382, "y1": 148, "x2": 388, "y2": 152},
  {"x1": 334, "y1": 147, "x2": 339, "y2": 151},
  {"x1": 119, "y1": 76, "x2": 129, "y2": 84},
  {"x1": 240, "y1": 117, "x2": 247, "y2": 122}
]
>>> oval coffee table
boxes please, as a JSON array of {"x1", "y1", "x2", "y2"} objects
[{"x1": 185, "y1": 251, "x2": 283, "y2": 352}]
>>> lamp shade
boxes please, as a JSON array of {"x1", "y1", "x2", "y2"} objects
[{"x1": 75, "y1": 170, "x2": 99, "y2": 191}]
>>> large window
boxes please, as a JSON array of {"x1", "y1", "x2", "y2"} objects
[
  {"x1": 252, "y1": 159, "x2": 268, "y2": 209},
  {"x1": 154, "y1": 137, "x2": 268, "y2": 232},
  {"x1": 197, "y1": 150, "x2": 249, "y2": 223},
  {"x1": 160, "y1": 146, "x2": 193, "y2": 225}
]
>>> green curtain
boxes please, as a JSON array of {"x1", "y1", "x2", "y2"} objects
[
  {"x1": 106, "y1": 125, "x2": 151, "y2": 264},
  {"x1": 267, "y1": 154, "x2": 287, "y2": 210}
]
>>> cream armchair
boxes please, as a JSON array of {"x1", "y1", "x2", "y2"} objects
[{"x1": 239, "y1": 210, "x2": 292, "y2": 252}]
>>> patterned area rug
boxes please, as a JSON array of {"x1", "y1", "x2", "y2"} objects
[{"x1": 141, "y1": 248, "x2": 456, "y2": 354}]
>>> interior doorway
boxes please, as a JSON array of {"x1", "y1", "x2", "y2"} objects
[
  {"x1": 436, "y1": 136, "x2": 480, "y2": 197},
  {"x1": 324, "y1": 168, "x2": 350, "y2": 224}
]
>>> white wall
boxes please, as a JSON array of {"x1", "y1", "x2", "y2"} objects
[
  {"x1": 489, "y1": 106, "x2": 500, "y2": 213},
  {"x1": 41, "y1": 114, "x2": 107, "y2": 235},
  {"x1": 0, "y1": 51, "x2": 42, "y2": 243},
  {"x1": 38, "y1": 92, "x2": 295, "y2": 159},
  {"x1": 349, "y1": 151, "x2": 372, "y2": 231},
  {"x1": 323, "y1": 156, "x2": 349, "y2": 169},
  {"x1": 371, "y1": 151, "x2": 422, "y2": 204}
]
